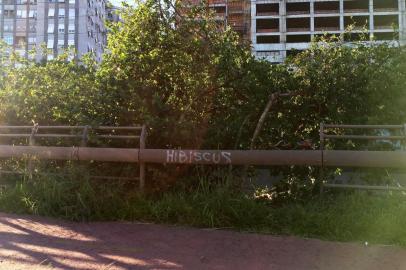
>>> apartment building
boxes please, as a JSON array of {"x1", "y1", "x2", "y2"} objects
[
  {"x1": 0, "y1": 0, "x2": 108, "y2": 61},
  {"x1": 251, "y1": 0, "x2": 406, "y2": 62}
]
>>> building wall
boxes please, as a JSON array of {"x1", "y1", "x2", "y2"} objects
[
  {"x1": 0, "y1": 0, "x2": 107, "y2": 61},
  {"x1": 250, "y1": 0, "x2": 406, "y2": 62},
  {"x1": 207, "y1": 0, "x2": 251, "y2": 40}
]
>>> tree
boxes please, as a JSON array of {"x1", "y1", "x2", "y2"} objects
[{"x1": 98, "y1": 0, "x2": 256, "y2": 149}]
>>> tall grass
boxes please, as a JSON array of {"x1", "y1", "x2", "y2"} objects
[{"x1": 1, "y1": 170, "x2": 406, "y2": 247}]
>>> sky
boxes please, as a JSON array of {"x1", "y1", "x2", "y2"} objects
[{"x1": 110, "y1": 0, "x2": 136, "y2": 7}]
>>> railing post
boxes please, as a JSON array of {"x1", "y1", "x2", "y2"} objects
[
  {"x1": 139, "y1": 125, "x2": 147, "y2": 191},
  {"x1": 81, "y1": 125, "x2": 89, "y2": 147},
  {"x1": 319, "y1": 122, "x2": 325, "y2": 195},
  {"x1": 28, "y1": 123, "x2": 39, "y2": 180},
  {"x1": 403, "y1": 123, "x2": 406, "y2": 151}
]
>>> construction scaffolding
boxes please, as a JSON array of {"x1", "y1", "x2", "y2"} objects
[{"x1": 207, "y1": 0, "x2": 251, "y2": 40}]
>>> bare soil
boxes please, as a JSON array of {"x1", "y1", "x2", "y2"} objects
[{"x1": 0, "y1": 212, "x2": 406, "y2": 270}]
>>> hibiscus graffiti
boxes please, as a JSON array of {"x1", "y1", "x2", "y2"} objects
[{"x1": 166, "y1": 150, "x2": 232, "y2": 164}]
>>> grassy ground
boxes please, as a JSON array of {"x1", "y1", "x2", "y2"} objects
[{"x1": 1, "y1": 174, "x2": 406, "y2": 247}]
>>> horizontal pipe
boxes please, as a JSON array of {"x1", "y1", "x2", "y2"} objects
[
  {"x1": 0, "y1": 170, "x2": 139, "y2": 181},
  {"x1": 324, "y1": 135, "x2": 405, "y2": 141},
  {"x1": 324, "y1": 184, "x2": 406, "y2": 191},
  {"x1": 323, "y1": 150, "x2": 406, "y2": 168},
  {"x1": 0, "y1": 134, "x2": 31, "y2": 138},
  {"x1": 97, "y1": 135, "x2": 141, "y2": 139},
  {"x1": 324, "y1": 124, "x2": 403, "y2": 129},
  {"x1": 0, "y1": 134, "x2": 140, "y2": 139},
  {"x1": 96, "y1": 126, "x2": 143, "y2": 130},
  {"x1": 0, "y1": 146, "x2": 139, "y2": 163},
  {"x1": 0, "y1": 126, "x2": 33, "y2": 129},
  {"x1": 141, "y1": 149, "x2": 322, "y2": 166},
  {"x1": 35, "y1": 126, "x2": 86, "y2": 129},
  {"x1": 0, "y1": 146, "x2": 405, "y2": 168}
]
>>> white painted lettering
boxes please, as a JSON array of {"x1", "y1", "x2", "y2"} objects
[
  {"x1": 203, "y1": 153, "x2": 211, "y2": 162},
  {"x1": 167, "y1": 150, "x2": 175, "y2": 163},
  {"x1": 213, "y1": 153, "x2": 221, "y2": 164},
  {"x1": 221, "y1": 152, "x2": 232, "y2": 164},
  {"x1": 179, "y1": 151, "x2": 188, "y2": 163},
  {"x1": 195, "y1": 152, "x2": 202, "y2": 162}
]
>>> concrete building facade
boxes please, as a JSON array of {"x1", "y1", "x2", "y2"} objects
[
  {"x1": 0, "y1": 0, "x2": 107, "y2": 61},
  {"x1": 251, "y1": 0, "x2": 406, "y2": 62}
]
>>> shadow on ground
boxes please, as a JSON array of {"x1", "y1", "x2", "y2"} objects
[{"x1": 0, "y1": 212, "x2": 406, "y2": 270}]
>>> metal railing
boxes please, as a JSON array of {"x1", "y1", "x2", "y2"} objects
[
  {"x1": 319, "y1": 123, "x2": 406, "y2": 192},
  {"x1": 1, "y1": 124, "x2": 406, "y2": 192},
  {"x1": 0, "y1": 124, "x2": 147, "y2": 190}
]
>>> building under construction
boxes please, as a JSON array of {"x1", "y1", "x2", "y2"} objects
[
  {"x1": 184, "y1": 0, "x2": 406, "y2": 62},
  {"x1": 207, "y1": 0, "x2": 251, "y2": 40}
]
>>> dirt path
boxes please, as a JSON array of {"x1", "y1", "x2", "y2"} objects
[{"x1": 0, "y1": 212, "x2": 406, "y2": 270}]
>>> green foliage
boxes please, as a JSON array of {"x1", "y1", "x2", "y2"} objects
[
  {"x1": 2, "y1": 174, "x2": 406, "y2": 247},
  {"x1": 98, "y1": 0, "x2": 256, "y2": 148},
  {"x1": 0, "y1": 51, "x2": 100, "y2": 125}
]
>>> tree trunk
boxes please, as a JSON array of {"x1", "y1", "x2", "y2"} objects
[{"x1": 249, "y1": 92, "x2": 280, "y2": 150}]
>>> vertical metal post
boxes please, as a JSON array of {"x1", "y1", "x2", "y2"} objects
[
  {"x1": 81, "y1": 125, "x2": 89, "y2": 147},
  {"x1": 139, "y1": 125, "x2": 147, "y2": 191},
  {"x1": 403, "y1": 123, "x2": 406, "y2": 151},
  {"x1": 28, "y1": 123, "x2": 39, "y2": 179},
  {"x1": 319, "y1": 122, "x2": 325, "y2": 194}
]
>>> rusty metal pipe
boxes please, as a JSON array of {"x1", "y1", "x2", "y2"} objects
[
  {"x1": 324, "y1": 124, "x2": 403, "y2": 129},
  {"x1": 323, "y1": 150, "x2": 406, "y2": 168},
  {"x1": 141, "y1": 149, "x2": 322, "y2": 166},
  {"x1": 0, "y1": 146, "x2": 405, "y2": 168}
]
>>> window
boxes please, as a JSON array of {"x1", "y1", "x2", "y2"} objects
[
  {"x1": 29, "y1": 10, "x2": 36, "y2": 18},
  {"x1": 59, "y1": 8, "x2": 65, "y2": 18},
  {"x1": 3, "y1": 24, "x2": 13, "y2": 32},
  {"x1": 68, "y1": 24, "x2": 75, "y2": 33},
  {"x1": 28, "y1": 37, "x2": 36, "y2": 44},
  {"x1": 47, "y1": 39, "x2": 54, "y2": 48},
  {"x1": 69, "y1": 0, "x2": 75, "y2": 4},
  {"x1": 48, "y1": 24, "x2": 54, "y2": 33},
  {"x1": 58, "y1": 38, "x2": 64, "y2": 48},
  {"x1": 68, "y1": 39, "x2": 75, "y2": 46},
  {"x1": 17, "y1": 10, "x2": 27, "y2": 18},
  {"x1": 69, "y1": 9, "x2": 75, "y2": 18},
  {"x1": 58, "y1": 24, "x2": 65, "y2": 33},
  {"x1": 48, "y1": 8, "x2": 55, "y2": 17},
  {"x1": 3, "y1": 35, "x2": 13, "y2": 45},
  {"x1": 4, "y1": 10, "x2": 15, "y2": 18}
]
